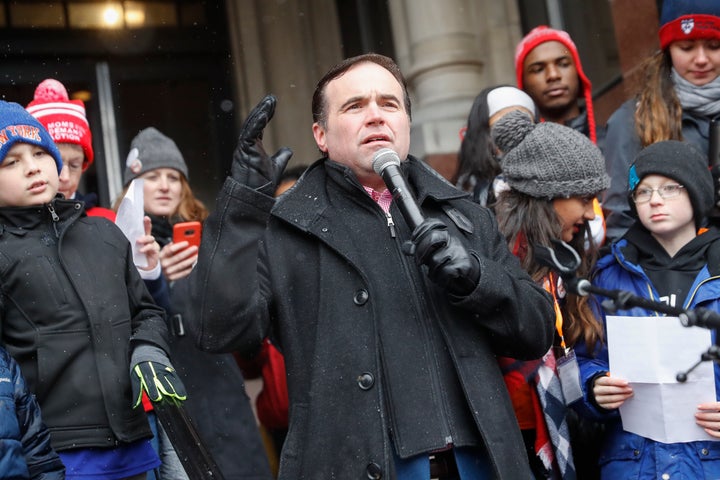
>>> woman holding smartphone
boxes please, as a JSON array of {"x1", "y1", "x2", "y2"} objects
[
  {"x1": 117, "y1": 127, "x2": 273, "y2": 480},
  {"x1": 118, "y1": 126, "x2": 208, "y2": 281}
]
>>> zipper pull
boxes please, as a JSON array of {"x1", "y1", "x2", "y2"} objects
[
  {"x1": 385, "y1": 211, "x2": 396, "y2": 238},
  {"x1": 47, "y1": 204, "x2": 59, "y2": 222}
]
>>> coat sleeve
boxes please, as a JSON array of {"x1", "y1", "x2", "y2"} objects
[
  {"x1": 11, "y1": 352, "x2": 66, "y2": 479},
  {"x1": 124, "y1": 239, "x2": 171, "y2": 356},
  {"x1": 572, "y1": 270, "x2": 621, "y2": 421},
  {"x1": 187, "y1": 177, "x2": 274, "y2": 356},
  {"x1": 144, "y1": 276, "x2": 171, "y2": 314},
  {"x1": 601, "y1": 99, "x2": 642, "y2": 242},
  {"x1": 450, "y1": 207, "x2": 556, "y2": 360}
]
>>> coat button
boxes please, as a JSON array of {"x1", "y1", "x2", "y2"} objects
[
  {"x1": 633, "y1": 449, "x2": 640, "y2": 456},
  {"x1": 366, "y1": 462, "x2": 382, "y2": 479},
  {"x1": 357, "y1": 372, "x2": 374, "y2": 390},
  {"x1": 353, "y1": 289, "x2": 369, "y2": 305}
]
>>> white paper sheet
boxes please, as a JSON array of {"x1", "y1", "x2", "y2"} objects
[
  {"x1": 114, "y1": 179, "x2": 147, "y2": 268},
  {"x1": 607, "y1": 315, "x2": 717, "y2": 443}
]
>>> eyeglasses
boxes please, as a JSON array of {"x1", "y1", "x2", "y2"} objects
[{"x1": 631, "y1": 184, "x2": 685, "y2": 204}]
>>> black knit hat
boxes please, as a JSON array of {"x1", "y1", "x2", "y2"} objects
[
  {"x1": 492, "y1": 110, "x2": 609, "y2": 199},
  {"x1": 629, "y1": 140, "x2": 713, "y2": 226}
]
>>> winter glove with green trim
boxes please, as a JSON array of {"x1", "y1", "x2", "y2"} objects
[{"x1": 130, "y1": 344, "x2": 187, "y2": 407}]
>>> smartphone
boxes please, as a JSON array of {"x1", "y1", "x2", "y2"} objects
[{"x1": 172, "y1": 221, "x2": 202, "y2": 249}]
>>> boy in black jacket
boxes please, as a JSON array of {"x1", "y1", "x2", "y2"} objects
[{"x1": 0, "y1": 100, "x2": 185, "y2": 480}]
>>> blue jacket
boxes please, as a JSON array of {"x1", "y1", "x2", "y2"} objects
[
  {"x1": 0, "y1": 347, "x2": 64, "y2": 479},
  {"x1": 575, "y1": 232, "x2": 720, "y2": 480}
]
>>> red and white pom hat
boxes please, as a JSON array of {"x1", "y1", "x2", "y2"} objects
[{"x1": 26, "y1": 79, "x2": 94, "y2": 170}]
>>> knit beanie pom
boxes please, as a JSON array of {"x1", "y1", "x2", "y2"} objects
[
  {"x1": 33, "y1": 79, "x2": 70, "y2": 102},
  {"x1": 491, "y1": 109, "x2": 535, "y2": 154},
  {"x1": 25, "y1": 78, "x2": 94, "y2": 169}
]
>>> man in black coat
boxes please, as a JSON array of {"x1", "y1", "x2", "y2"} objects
[{"x1": 188, "y1": 53, "x2": 555, "y2": 479}]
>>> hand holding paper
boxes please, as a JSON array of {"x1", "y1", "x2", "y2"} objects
[
  {"x1": 136, "y1": 216, "x2": 160, "y2": 272},
  {"x1": 115, "y1": 179, "x2": 149, "y2": 268},
  {"x1": 593, "y1": 374, "x2": 633, "y2": 410},
  {"x1": 607, "y1": 315, "x2": 717, "y2": 443},
  {"x1": 696, "y1": 402, "x2": 720, "y2": 438}
]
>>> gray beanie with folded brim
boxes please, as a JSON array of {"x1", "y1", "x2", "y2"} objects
[
  {"x1": 493, "y1": 111, "x2": 610, "y2": 199},
  {"x1": 123, "y1": 127, "x2": 189, "y2": 185}
]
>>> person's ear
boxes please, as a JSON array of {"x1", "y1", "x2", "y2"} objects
[{"x1": 312, "y1": 123, "x2": 328, "y2": 153}]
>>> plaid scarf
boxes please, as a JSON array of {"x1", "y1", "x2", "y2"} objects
[
  {"x1": 499, "y1": 348, "x2": 576, "y2": 480},
  {"x1": 536, "y1": 347, "x2": 576, "y2": 480}
]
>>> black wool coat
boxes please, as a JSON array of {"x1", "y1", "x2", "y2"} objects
[{"x1": 189, "y1": 157, "x2": 555, "y2": 479}]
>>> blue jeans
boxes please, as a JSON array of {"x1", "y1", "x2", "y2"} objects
[
  {"x1": 147, "y1": 412, "x2": 189, "y2": 480},
  {"x1": 393, "y1": 446, "x2": 493, "y2": 479}
]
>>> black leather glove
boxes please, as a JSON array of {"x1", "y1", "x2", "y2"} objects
[
  {"x1": 130, "y1": 344, "x2": 187, "y2": 407},
  {"x1": 231, "y1": 94, "x2": 293, "y2": 195},
  {"x1": 411, "y1": 218, "x2": 480, "y2": 296}
]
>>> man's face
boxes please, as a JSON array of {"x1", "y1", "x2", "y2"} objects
[
  {"x1": 521, "y1": 41, "x2": 580, "y2": 119},
  {"x1": 312, "y1": 61, "x2": 410, "y2": 190}
]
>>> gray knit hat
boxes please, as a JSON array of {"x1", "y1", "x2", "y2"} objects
[
  {"x1": 492, "y1": 111, "x2": 609, "y2": 199},
  {"x1": 629, "y1": 140, "x2": 713, "y2": 226},
  {"x1": 123, "y1": 127, "x2": 189, "y2": 185}
]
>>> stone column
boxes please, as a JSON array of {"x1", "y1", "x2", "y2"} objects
[
  {"x1": 224, "y1": 0, "x2": 344, "y2": 166},
  {"x1": 388, "y1": 0, "x2": 522, "y2": 181}
]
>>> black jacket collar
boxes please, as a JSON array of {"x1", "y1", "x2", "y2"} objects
[
  {"x1": 0, "y1": 197, "x2": 85, "y2": 234},
  {"x1": 272, "y1": 155, "x2": 468, "y2": 232}
]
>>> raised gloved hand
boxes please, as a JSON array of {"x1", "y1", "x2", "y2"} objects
[
  {"x1": 411, "y1": 218, "x2": 480, "y2": 296},
  {"x1": 231, "y1": 94, "x2": 293, "y2": 195},
  {"x1": 130, "y1": 344, "x2": 187, "y2": 407}
]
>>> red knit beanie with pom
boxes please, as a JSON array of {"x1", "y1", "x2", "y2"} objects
[{"x1": 26, "y1": 79, "x2": 94, "y2": 170}]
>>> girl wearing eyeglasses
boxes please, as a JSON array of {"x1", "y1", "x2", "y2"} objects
[
  {"x1": 602, "y1": 1, "x2": 720, "y2": 242},
  {"x1": 575, "y1": 140, "x2": 720, "y2": 479}
]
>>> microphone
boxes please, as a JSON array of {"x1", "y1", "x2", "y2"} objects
[
  {"x1": 710, "y1": 118, "x2": 720, "y2": 168},
  {"x1": 372, "y1": 148, "x2": 425, "y2": 229}
]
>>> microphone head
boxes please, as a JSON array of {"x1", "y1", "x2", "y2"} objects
[{"x1": 372, "y1": 148, "x2": 401, "y2": 175}]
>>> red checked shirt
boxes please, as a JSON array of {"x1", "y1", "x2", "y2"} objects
[{"x1": 364, "y1": 186, "x2": 393, "y2": 213}]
